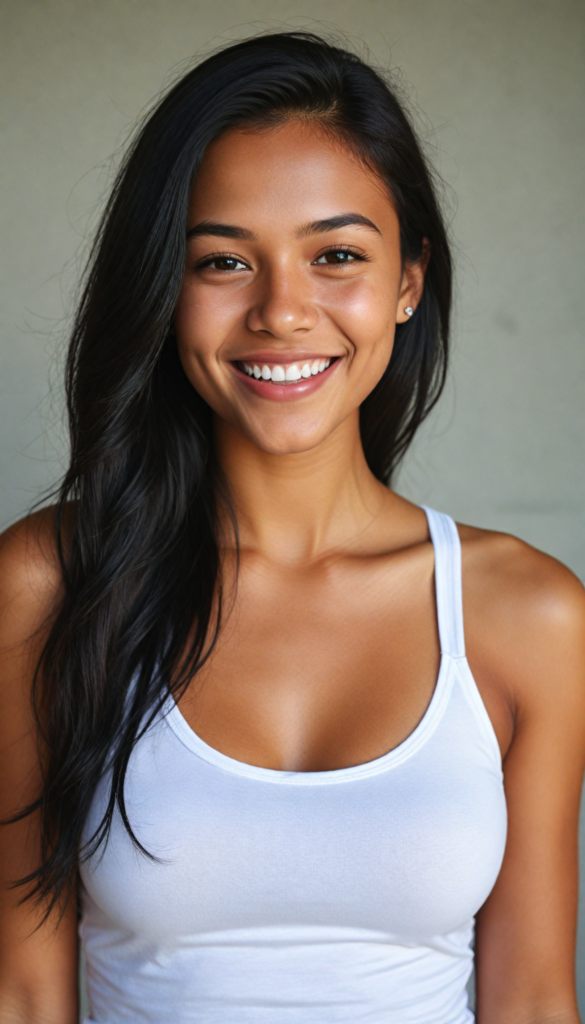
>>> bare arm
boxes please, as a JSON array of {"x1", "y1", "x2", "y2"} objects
[
  {"x1": 0, "y1": 512, "x2": 78, "y2": 1024},
  {"x1": 463, "y1": 530, "x2": 585, "y2": 1024}
]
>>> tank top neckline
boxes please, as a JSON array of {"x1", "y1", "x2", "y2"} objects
[{"x1": 164, "y1": 506, "x2": 465, "y2": 786}]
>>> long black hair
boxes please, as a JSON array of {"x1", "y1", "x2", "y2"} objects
[{"x1": 16, "y1": 31, "x2": 452, "y2": 914}]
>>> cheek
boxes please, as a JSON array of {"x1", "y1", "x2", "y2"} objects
[
  {"x1": 173, "y1": 287, "x2": 225, "y2": 406},
  {"x1": 174, "y1": 278, "x2": 243, "y2": 360},
  {"x1": 323, "y1": 278, "x2": 397, "y2": 370}
]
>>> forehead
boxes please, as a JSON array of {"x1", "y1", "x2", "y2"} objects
[{"x1": 188, "y1": 121, "x2": 397, "y2": 234}]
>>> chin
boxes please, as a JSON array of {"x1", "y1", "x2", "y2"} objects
[{"x1": 246, "y1": 425, "x2": 332, "y2": 457}]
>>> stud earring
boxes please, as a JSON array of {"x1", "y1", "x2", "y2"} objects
[{"x1": 404, "y1": 306, "x2": 414, "y2": 317}]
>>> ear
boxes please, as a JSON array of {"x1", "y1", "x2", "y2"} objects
[{"x1": 395, "y1": 239, "x2": 430, "y2": 324}]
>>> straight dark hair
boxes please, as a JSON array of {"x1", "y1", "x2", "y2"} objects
[{"x1": 14, "y1": 31, "x2": 452, "y2": 914}]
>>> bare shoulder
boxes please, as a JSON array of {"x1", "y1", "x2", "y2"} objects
[
  {"x1": 459, "y1": 520, "x2": 584, "y2": 605},
  {"x1": 0, "y1": 505, "x2": 62, "y2": 583},
  {"x1": 0, "y1": 506, "x2": 66, "y2": 642},
  {"x1": 0, "y1": 502, "x2": 78, "y2": 703},
  {"x1": 458, "y1": 523, "x2": 585, "y2": 636},
  {"x1": 0, "y1": 508, "x2": 68, "y2": 780},
  {"x1": 458, "y1": 523, "x2": 585, "y2": 723}
]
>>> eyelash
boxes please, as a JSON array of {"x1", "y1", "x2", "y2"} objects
[
  {"x1": 193, "y1": 245, "x2": 371, "y2": 272},
  {"x1": 313, "y1": 246, "x2": 371, "y2": 265},
  {"x1": 194, "y1": 252, "x2": 248, "y2": 272}
]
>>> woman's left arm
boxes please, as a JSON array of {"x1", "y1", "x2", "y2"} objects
[{"x1": 468, "y1": 535, "x2": 585, "y2": 1024}]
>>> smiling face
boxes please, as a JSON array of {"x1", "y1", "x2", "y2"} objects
[{"x1": 174, "y1": 120, "x2": 424, "y2": 456}]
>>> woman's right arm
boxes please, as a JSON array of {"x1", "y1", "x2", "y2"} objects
[{"x1": 0, "y1": 512, "x2": 79, "y2": 1024}]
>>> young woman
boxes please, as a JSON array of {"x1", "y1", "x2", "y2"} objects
[{"x1": 1, "y1": 32, "x2": 584, "y2": 1024}]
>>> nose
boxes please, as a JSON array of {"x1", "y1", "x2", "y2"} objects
[{"x1": 246, "y1": 264, "x2": 319, "y2": 338}]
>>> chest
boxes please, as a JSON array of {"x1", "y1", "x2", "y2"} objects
[
  {"x1": 179, "y1": 550, "x2": 442, "y2": 772},
  {"x1": 81, "y1": 682, "x2": 507, "y2": 944}
]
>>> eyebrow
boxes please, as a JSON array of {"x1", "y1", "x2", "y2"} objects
[
  {"x1": 186, "y1": 221, "x2": 255, "y2": 240},
  {"x1": 186, "y1": 213, "x2": 381, "y2": 242},
  {"x1": 297, "y1": 214, "x2": 381, "y2": 237}
]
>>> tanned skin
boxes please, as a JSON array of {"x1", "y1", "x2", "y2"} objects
[{"x1": 1, "y1": 121, "x2": 584, "y2": 1023}]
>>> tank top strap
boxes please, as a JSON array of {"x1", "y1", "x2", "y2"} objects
[{"x1": 422, "y1": 507, "x2": 466, "y2": 659}]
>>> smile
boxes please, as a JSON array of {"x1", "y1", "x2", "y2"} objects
[
  {"x1": 232, "y1": 355, "x2": 340, "y2": 401},
  {"x1": 240, "y1": 359, "x2": 331, "y2": 384}
]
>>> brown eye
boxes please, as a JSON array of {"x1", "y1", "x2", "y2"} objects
[
  {"x1": 199, "y1": 256, "x2": 248, "y2": 272},
  {"x1": 314, "y1": 250, "x2": 359, "y2": 265}
]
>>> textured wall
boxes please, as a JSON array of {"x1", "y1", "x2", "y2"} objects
[{"x1": 1, "y1": 0, "x2": 583, "y2": 1013}]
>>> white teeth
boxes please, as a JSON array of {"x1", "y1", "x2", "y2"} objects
[{"x1": 241, "y1": 358, "x2": 334, "y2": 382}]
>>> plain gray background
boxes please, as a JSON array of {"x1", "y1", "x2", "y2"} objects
[{"x1": 1, "y1": 0, "x2": 584, "y2": 1015}]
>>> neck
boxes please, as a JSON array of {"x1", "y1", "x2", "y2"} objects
[{"x1": 214, "y1": 411, "x2": 392, "y2": 564}]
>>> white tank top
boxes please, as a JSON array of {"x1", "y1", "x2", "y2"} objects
[{"x1": 80, "y1": 507, "x2": 507, "y2": 1024}]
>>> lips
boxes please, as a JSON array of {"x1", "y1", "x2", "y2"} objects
[{"x1": 231, "y1": 355, "x2": 339, "y2": 400}]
